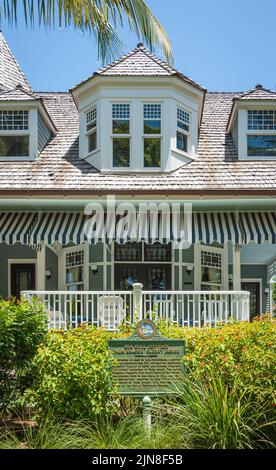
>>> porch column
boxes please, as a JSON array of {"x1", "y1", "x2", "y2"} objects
[
  {"x1": 232, "y1": 244, "x2": 241, "y2": 291},
  {"x1": 36, "y1": 245, "x2": 46, "y2": 290},
  {"x1": 132, "y1": 283, "x2": 143, "y2": 322}
]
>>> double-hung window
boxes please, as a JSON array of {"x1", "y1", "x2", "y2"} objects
[
  {"x1": 176, "y1": 108, "x2": 189, "y2": 153},
  {"x1": 0, "y1": 110, "x2": 29, "y2": 157},
  {"x1": 112, "y1": 103, "x2": 130, "y2": 167},
  {"x1": 86, "y1": 106, "x2": 97, "y2": 153},
  {"x1": 143, "y1": 104, "x2": 161, "y2": 168},
  {"x1": 65, "y1": 249, "x2": 85, "y2": 291},
  {"x1": 247, "y1": 110, "x2": 276, "y2": 157}
]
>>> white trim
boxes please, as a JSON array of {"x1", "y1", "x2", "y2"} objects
[
  {"x1": 8, "y1": 258, "x2": 36, "y2": 297},
  {"x1": 194, "y1": 244, "x2": 228, "y2": 290},
  {"x1": 241, "y1": 278, "x2": 263, "y2": 313},
  {"x1": 37, "y1": 245, "x2": 46, "y2": 290},
  {"x1": 59, "y1": 244, "x2": 89, "y2": 291}
]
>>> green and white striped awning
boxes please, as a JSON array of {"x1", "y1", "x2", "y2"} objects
[
  {"x1": 0, "y1": 211, "x2": 275, "y2": 246},
  {"x1": 0, "y1": 212, "x2": 38, "y2": 245}
]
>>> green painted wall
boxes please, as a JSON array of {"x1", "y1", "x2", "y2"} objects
[
  {"x1": 229, "y1": 264, "x2": 269, "y2": 313},
  {"x1": 0, "y1": 243, "x2": 36, "y2": 298}
]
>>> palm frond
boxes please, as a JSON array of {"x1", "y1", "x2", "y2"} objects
[{"x1": 1, "y1": 0, "x2": 173, "y2": 64}]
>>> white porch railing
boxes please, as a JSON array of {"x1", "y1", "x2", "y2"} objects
[{"x1": 22, "y1": 285, "x2": 250, "y2": 330}]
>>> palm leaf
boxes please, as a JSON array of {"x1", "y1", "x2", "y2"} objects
[{"x1": 1, "y1": 0, "x2": 173, "y2": 64}]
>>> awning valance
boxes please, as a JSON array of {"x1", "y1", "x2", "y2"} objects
[{"x1": 0, "y1": 211, "x2": 275, "y2": 246}]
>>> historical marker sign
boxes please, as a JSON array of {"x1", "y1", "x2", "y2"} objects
[{"x1": 108, "y1": 319, "x2": 185, "y2": 397}]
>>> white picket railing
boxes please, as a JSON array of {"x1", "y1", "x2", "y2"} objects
[{"x1": 21, "y1": 285, "x2": 250, "y2": 330}]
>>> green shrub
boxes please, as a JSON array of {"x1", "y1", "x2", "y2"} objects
[
  {"x1": 0, "y1": 299, "x2": 47, "y2": 413},
  {"x1": 26, "y1": 318, "x2": 275, "y2": 426},
  {"x1": 156, "y1": 318, "x2": 276, "y2": 403},
  {"x1": 27, "y1": 326, "x2": 118, "y2": 420}
]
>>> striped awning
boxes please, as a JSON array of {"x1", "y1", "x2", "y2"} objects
[
  {"x1": 0, "y1": 211, "x2": 275, "y2": 246},
  {"x1": 0, "y1": 212, "x2": 38, "y2": 245}
]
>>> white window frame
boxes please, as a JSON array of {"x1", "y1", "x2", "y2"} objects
[
  {"x1": 143, "y1": 102, "x2": 162, "y2": 169},
  {"x1": 194, "y1": 244, "x2": 228, "y2": 290},
  {"x1": 111, "y1": 102, "x2": 131, "y2": 169},
  {"x1": 0, "y1": 109, "x2": 30, "y2": 159},
  {"x1": 60, "y1": 245, "x2": 89, "y2": 291},
  {"x1": 176, "y1": 107, "x2": 190, "y2": 155},
  {"x1": 245, "y1": 108, "x2": 276, "y2": 159},
  {"x1": 86, "y1": 105, "x2": 97, "y2": 156}
]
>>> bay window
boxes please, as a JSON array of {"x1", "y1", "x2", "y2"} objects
[
  {"x1": 143, "y1": 104, "x2": 161, "y2": 167},
  {"x1": 112, "y1": 103, "x2": 130, "y2": 167},
  {"x1": 0, "y1": 110, "x2": 29, "y2": 157}
]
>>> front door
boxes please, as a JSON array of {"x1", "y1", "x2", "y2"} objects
[
  {"x1": 241, "y1": 282, "x2": 260, "y2": 319},
  {"x1": 10, "y1": 263, "x2": 36, "y2": 298}
]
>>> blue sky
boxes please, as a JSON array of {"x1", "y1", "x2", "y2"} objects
[{"x1": 1, "y1": 0, "x2": 276, "y2": 93}]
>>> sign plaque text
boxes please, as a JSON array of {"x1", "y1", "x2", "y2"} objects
[{"x1": 108, "y1": 319, "x2": 185, "y2": 397}]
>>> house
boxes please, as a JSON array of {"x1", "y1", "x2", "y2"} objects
[{"x1": 0, "y1": 32, "x2": 275, "y2": 328}]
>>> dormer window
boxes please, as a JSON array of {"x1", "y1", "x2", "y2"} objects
[
  {"x1": 143, "y1": 104, "x2": 161, "y2": 167},
  {"x1": 86, "y1": 106, "x2": 97, "y2": 153},
  {"x1": 176, "y1": 108, "x2": 189, "y2": 152},
  {"x1": 247, "y1": 110, "x2": 276, "y2": 157},
  {"x1": 0, "y1": 110, "x2": 29, "y2": 157},
  {"x1": 112, "y1": 103, "x2": 130, "y2": 167}
]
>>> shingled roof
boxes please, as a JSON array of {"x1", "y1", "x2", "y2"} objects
[
  {"x1": 238, "y1": 85, "x2": 276, "y2": 100},
  {"x1": 0, "y1": 90, "x2": 275, "y2": 194},
  {"x1": 0, "y1": 85, "x2": 36, "y2": 101},
  {"x1": 0, "y1": 31, "x2": 31, "y2": 92},
  {"x1": 72, "y1": 43, "x2": 206, "y2": 92}
]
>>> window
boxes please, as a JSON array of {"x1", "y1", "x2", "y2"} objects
[
  {"x1": 112, "y1": 104, "x2": 130, "y2": 167},
  {"x1": 86, "y1": 106, "x2": 97, "y2": 153},
  {"x1": 247, "y1": 135, "x2": 276, "y2": 157},
  {"x1": 176, "y1": 108, "x2": 189, "y2": 152},
  {"x1": 247, "y1": 110, "x2": 276, "y2": 157},
  {"x1": 143, "y1": 104, "x2": 161, "y2": 167},
  {"x1": 0, "y1": 110, "x2": 29, "y2": 157},
  {"x1": 200, "y1": 250, "x2": 222, "y2": 290},
  {"x1": 65, "y1": 249, "x2": 84, "y2": 291}
]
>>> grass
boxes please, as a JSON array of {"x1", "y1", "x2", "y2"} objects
[
  {"x1": 158, "y1": 375, "x2": 276, "y2": 449},
  {"x1": 0, "y1": 376, "x2": 275, "y2": 449}
]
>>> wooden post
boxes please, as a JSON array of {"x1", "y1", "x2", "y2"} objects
[
  {"x1": 232, "y1": 244, "x2": 241, "y2": 291},
  {"x1": 36, "y1": 244, "x2": 46, "y2": 290}
]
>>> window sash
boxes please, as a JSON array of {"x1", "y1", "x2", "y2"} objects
[
  {"x1": 0, "y1": 110, "x2": 29, "y2": 131},
  {"x1": 0, "y1": 134, "x2": 29, "y2": 157},
  {"x1": 86, "y1": 106, "x2": 97, "y2": 153},
  {"x1": 248, "y1": 110, "x2": 276, "y2": 131},
  {"x1": 247, "y1": 134, "x2": 276, "y2": 157}
]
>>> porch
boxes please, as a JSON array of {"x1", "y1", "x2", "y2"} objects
[{"x1": 0, "y1": 210, "x2": 275, "y2": 328}]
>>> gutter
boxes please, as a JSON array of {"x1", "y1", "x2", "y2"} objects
[{"x1": 0, "y1": 189, "x2": 276, "y2": 197}]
